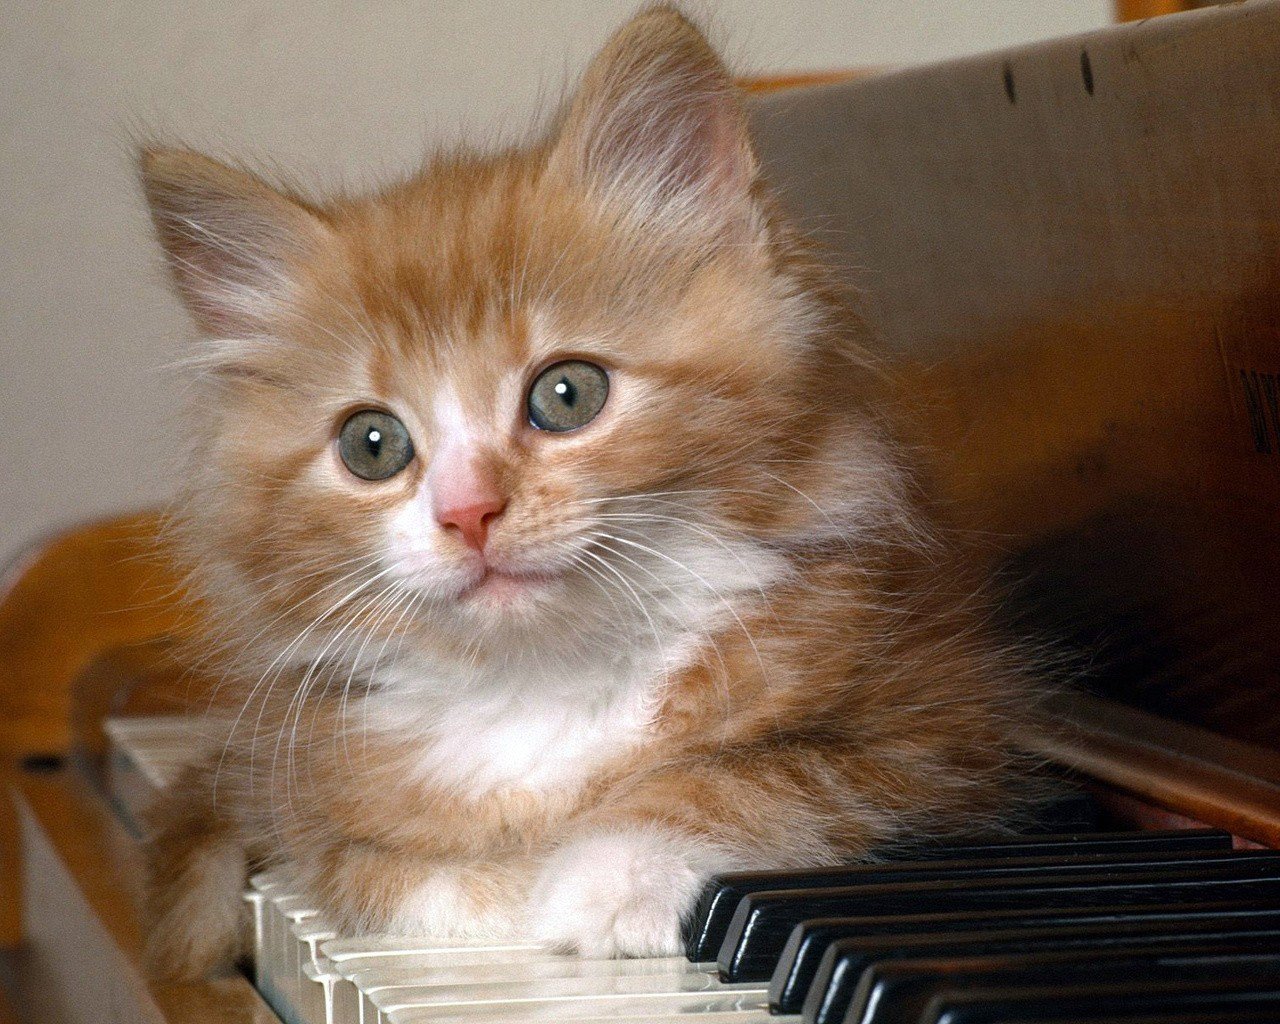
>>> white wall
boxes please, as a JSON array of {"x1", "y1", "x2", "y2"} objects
[{"x1": 0, "y1": 1, "x2": 1111, "y2": 562}]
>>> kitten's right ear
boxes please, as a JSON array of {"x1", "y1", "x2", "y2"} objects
[{"x1": 139, "y1": 148, "x2": 328, "y2": 337}]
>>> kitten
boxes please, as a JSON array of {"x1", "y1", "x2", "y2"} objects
[{"x1": 141, "y1": 4, "x2": 1042, "y2": 980}]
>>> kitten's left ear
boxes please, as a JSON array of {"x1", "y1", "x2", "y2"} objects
[{"x1": 549, "y1": 5, "x2": 757, "y2": 239}]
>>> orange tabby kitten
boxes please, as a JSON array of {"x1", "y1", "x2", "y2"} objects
[{"x1": 142, "y1": 5, "x2": 1041, "y2": 979}]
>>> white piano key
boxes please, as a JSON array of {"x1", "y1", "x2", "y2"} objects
[
  {"x1": 338, "y1": 945, "x2": 586, "y2": 984},
  {"x1": 324, "y1": 937, "x2": 550, "y2": 1024},
  {"x1": 293, "y1": 916, "x2": 339, "y2": 1024},
  {"x1": 244, "y1": 889, "x2": 267, "y2": 983},
  {"x1": 296, "y1": 915, "x2": 339, "y2": 976},
  {"x1": 257, "y1": 892, "x2": 288, "y2": 1015},
  {"x1": 352, "y1": 954, "x2": 701, "y2": 993},
  {"x1": 250, "y1": 868, "x2": 296, "y2": 890},
  {"x1": 371, "y1": 970, "x2": 759, "y2": 1009},
  {"x1": 332, "y1": 973, "x2": 362, "y2": 1024},
  {"x1": 388, "y1": 1015, "x2": 779, "y2": 1024},
  {"x1": 357, "y1": 959, "x2": 721, "y2": 1024},
  {"x1": 323, "y1": 936, "x2": 545, "y2": 963},
  {"x1": 247, "y1": 871, "x2": 289, "y2": 988},
  {"x1": 379, "y1": 986, "x2": 772, "y2": 1022},
  {"x1": 265, "y1": 893, "x2": 320, "y2": 1023},
  {"x1": 303, "y1": 960, "x2": 339, "y2": 1024}
]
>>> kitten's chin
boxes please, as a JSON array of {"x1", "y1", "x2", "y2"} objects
[{"x1": 456, "y1": 566, "x2": 562, "y2": 609}]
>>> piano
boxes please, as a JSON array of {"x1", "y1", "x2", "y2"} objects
[{"x1": 6, "y1": 2, "x2": 1280, "y2": 1021}]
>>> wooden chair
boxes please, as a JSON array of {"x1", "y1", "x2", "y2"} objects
[{"x1": 0, "y1": 513, "x2": 205, "y2": 946}]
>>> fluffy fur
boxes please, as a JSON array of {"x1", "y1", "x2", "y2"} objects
[{"x1": 140, "y1": 5, "x2": 1043, "y2": 979}]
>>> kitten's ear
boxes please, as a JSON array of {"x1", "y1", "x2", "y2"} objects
[
  {"x1": 139, "y1": 147, "x2": 328, "y2": 337},
  {"x1": 550, "y1": 5, "x2": 757, "y2": 237}
]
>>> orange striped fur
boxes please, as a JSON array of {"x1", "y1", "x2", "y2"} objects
[{"x1": 140, "y1": 5, "x2": 1045, "y2": 979}]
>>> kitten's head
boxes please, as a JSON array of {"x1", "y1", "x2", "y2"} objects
[{"x1": 143, "y1": 6, "x2": 900, "y2": 682}]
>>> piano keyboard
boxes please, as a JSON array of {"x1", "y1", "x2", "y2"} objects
[{"x1": 109, "y1": 718, "x2": 1280, "y2": 1023}]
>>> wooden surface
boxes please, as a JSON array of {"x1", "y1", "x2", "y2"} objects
[
  {"x1": 0, "y1": 981, "x2": 17, "y2": 1024},
  {"x1": 1115, "y1": 0, "x2": 1202, "y2": 20},
  {"x1": 0, "y1": 513, "x2": 199, "y2": 947},
  {"x1": 749, "y1": 1, "x2": 1280, "y2": 753},
  {"x1": 0, "y1": 512, "x2": 195, "y2": 758},
  {"x1": 1024, "y1": 692, "x2": 1280, "y2": 848},
  {"x1": 739, "y1": 71, "x2": 864, "y2": 94},
  {"x1": 13, "y1": 768, "x2": 275, "y2": 1024}
]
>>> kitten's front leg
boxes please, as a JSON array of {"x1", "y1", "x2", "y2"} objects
[
  {"x1": 527, "y1": 826, "x2": 731, "y2": 957},
  {"x1": 525, "y1": 745, "x2": 872, "y2": 957}
]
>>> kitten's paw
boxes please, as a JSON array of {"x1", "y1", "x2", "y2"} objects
[{"x1": 527, "y1": 828, "x2": 725, "y2": 958}]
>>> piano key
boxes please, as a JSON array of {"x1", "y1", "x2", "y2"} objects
[
  {"x1": 301, "y1": 960, "x2": 339, "y2": 1024},
  {"x1": 920, "y1": 986, "x2": 1280, "y2": 1024},
  {"x1": 256, "y1": 889, "x2": 320, "y2": 1017},
  {"x1": 351, "y1": 954, "x2": 699, "y2": 1002},
  {"x1": 389, "y1": 1012, "x2": 779, "y2": 1024},
  {"x1": 246, "y1": 870, "x2": 290, "y2": 972},
  {"x1": 324, "y1": 937, "x2": 556, "y2": 1024},
  {"x1": 322, "y1": 934, "x2": 547, "y2": 965},
  {"x1": 368, "y1": 970, "x2": 767, "y2": 1019},
  {"x1": 804, "y1": 923, "x2": 1280, "y2": 1024},
  {"x1": 693, "y1": 843, "x2": 1258, "y2": 970},
  {"x1": 374, "y1": 985, "x2": 772, "y2": 1022},
  {"x1": 272, "y1": 894, "x2": 321, "y2": 1014},
  {"x1": 333, "y1": 943, "x2": 576, "y2": 981},
  {"x1": 965, "y1": 1009, "x2": 1280, "y2": 1024},
  {"x1": 257, "y1": 845, "x2": 1280, "y2": 1024},
  {"x1": 291, "y1": 916, "x2": 339, "y2": 1024},
  {"x1": 294, "y1": 915, "x2": 337, "y2": 973},
  {"x1": 848, "y1": 947, "x2": 1280, "y2": 1024},
  {"x1": 351, "y1": 955, "x2": 704, "y2": 1023},
  {"x1": 720, "y1": 858, "x2": 1280, "y2": 981},
  {"x1": 977, "y1": 1008, "x2": 1280, "y2": 1024},
  {"x1": 685, "y1": 830, "x2": 1231, "y2": 960},
  {"x1": 770, "y1": 899, "x2": 1280, "y2": 1014}
]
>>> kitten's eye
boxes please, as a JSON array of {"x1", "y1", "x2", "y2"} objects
[
  {"x1": 338, "y1": 410, "x2": 415, "y2": 481},
  {"x1": 527, "y1": 361, "x2": 609, "y2": 432}
]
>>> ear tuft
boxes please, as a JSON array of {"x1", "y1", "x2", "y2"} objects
[
  {"x1": 551, "y1": 5, "x2": 756, "y2": 235},
  {"x1": 139, "y1": 147, "x2": 327, "y2": 337}
]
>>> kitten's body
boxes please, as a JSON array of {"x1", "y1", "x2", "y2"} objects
[{"x1": 142, "y1": 6, "x2": 1041, "y2": 979}]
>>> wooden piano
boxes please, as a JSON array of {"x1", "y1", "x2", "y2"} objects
[{"x1": 5, "y1": 1, "x2": 1280, "y2": 1020}]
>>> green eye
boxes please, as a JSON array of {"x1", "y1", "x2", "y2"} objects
[
  {"x1": 528, "y1": 360, "x2": 609, "y2": 432},
  {"x1": 338, "y1": 409, "x2": 414, "y2": 480}
]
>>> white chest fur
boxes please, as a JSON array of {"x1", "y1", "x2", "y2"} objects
[
  {"x1": 362, "y1": 652, "x2": 669, "y2": 802},
  {"x1": 360, "y1": 526, "x2": 788, "y2": 803}
]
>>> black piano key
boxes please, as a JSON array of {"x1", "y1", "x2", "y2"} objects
[
  {"x1": 850, "y1": 948, "x2": 1280, "y2": 1024},
  {"x1": 803, "y1": 918, "x2": 1280, "y2": 1024},
  {"x1": 769, "y1": 899, "x2": 1280, "y2": 1014},
  {"x1": 921, "y1": 984, "x2": 1280, "y2": 1024},
  {"x1": 691, "y1": 834, "x2": 1239, "y2": 962},
  {"x1": 684, "y1": 829, "x2": 1230, "y2": 960},
  {"x1": 954, "y1": 1007, "x2": 1280, "y2": 1024},
  {"x1": 719, "y1": 856, "x2": 1280, "y2": 981}
]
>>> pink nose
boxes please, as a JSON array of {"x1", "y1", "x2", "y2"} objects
[{"x1": 435, "y1": 495, "x2": 506, "y2": 552}]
